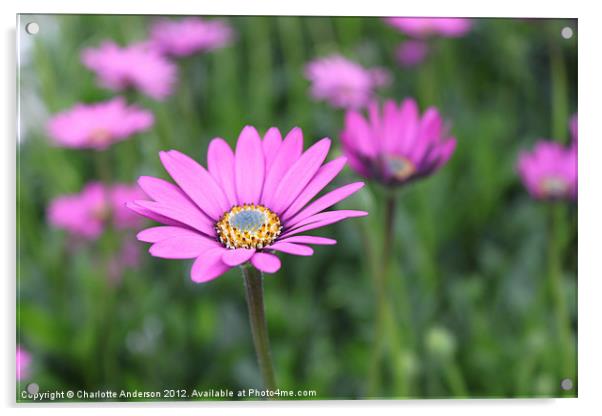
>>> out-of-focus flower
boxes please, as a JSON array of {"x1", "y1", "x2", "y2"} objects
[
  {"x1": 340, "y1": 98, "x2": 457, "y2": 186},
  {"x1": 518, "y1": 140, "x2": 577, "y2": 201},
  {"x1": 108, "y1": 239, "x2": 141, "y2": 284},
  {"x1": 82, "y1": 41, "x2": 177, "y2": 100},
  {"x1": 17, "y1": 346, "x2": 31, "y2": 380},
  {"x1": 384, "y1": 17, "x2": 472, "y2": 38},
  {"x1": 47, "y1": 98, "x2": 153, "y2": 150},
  {"x1": 48, "y1": 182, "x2": 145, "y2": 240},
  {"x1": 149, "y1": 17, "x2": 234, "y2": 57},
  {"x1": 570, "y1": 113, "x2": 578, "y2": 144},
  {"x1": 128, "y1": 126, "x2": 367, "y2": 283},
  {"x1": 396, "y1": 40, "x2": 429, "y2": 67},
  {"x1": 305, "y1": 55, "x2": 391, "y2": 109}
]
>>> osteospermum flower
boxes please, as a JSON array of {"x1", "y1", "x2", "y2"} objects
[
  {"x1": 128, "y1": 126, "x2": 367, "y2": 282},
  {"x1": 517, "y1": 140, "x2": 577, "y2": 201},
  {"x1": 17, "y1": 346, "x2": 31, "y2": 380},
  {"x1": 150, "y1": 17, "x2": 233, "y2": 57},
  {"x1": 396, "y1": 40, "x2": 429, "y2": 67},
  {"x1": 340, "y1": 98, "x2": 457, "y2": 186},
  {"x1": 82, "y1": 41, "x2": 177, "y2": 100},
  {"x1": 48, "y1": 182, "x2": 144, "y2": 239},
  {"x1": 47, "y1": 97, "x2": 154, "y2": 150},
  {"x1": 384, "y1": 17, "x2": 472, "y2": 38},
  {"x1": 305, "y1": 55, "x2": 391, "y2": 109}
]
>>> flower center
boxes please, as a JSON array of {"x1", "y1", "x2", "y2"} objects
[
  {"x1": 539, "y1": 176, "x2": 570, "y2": 198},
  {"x1": 384, "y1": 155, "x2": 416, "y2": 181},
  {"x1": 216, "y1": 204, "x2": 282, "y2": 249},
  {"x1": 89, "y1": 128, "x2": 113, "y2": 146}
]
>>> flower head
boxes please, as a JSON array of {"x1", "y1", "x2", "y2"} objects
[
  {"x1": 518, "y1": 140, "x2": 577, "y2": 201},
  {"x1": 340, "y1": 98, "x2": 457, "y2": 186},
  {"x1": 305, "y1": 55, "x2": 390, "y2": 109},
  {"x1": 396, "y1": 40, "x2": 429, "y2": 67},
  {"x1": 82, "y1": 41, "x2": 177, "y2": 100},
  {"x1": 128, "y1": 126, "x2": 367, "y2": 283},
  {"x1": 17, "y1": 346, "x2": 31, "y2": 380},
  {"x1": 47, "y1": 98, "x2": 153, "y2": 150},
  {"x1": 48, "y1": 182, "x2": 144, "y2": 240},
  {"x1": 384, "y1": 17, "x2": 472, "y2": 38},
  {"x1": 150, "y1": 17, "x2": 234, "y2": 57}
]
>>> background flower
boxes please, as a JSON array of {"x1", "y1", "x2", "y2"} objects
[
  {"x1": 46, "y1": 98, "x2": 154, "y2": 150},
  {"x1": 17, "y1": 346, "x2": 31, "y2": 381},
  {"x1": 396, "y1": 40, "x2": 429, "y2": 67},
  {"x1": 129, "y1": 126, "x2": 366, "y2": 282},
  {"x1": 149, "y1": 17, "x2": 234, "y2": 57},
  {"x1": 384, "y1": 17, "x2": 473, "y2": 38},
  {"x1": 82, "y1": 41, "x2": 178, "y2": 100},
  {"x1": 341, "y1": 98, "x2": 456, "y2": 186}
]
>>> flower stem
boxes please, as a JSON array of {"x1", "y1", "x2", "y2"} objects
[{"x1": 241, "y1": 265, "x2": 277, "y2": 392}]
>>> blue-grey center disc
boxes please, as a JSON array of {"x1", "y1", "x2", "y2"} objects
[{"x1": 229, "y1": 210, "x2": 266, "y2": 232}]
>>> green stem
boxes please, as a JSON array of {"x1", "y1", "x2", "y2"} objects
[
  {"x1": 547, "y1": 203, "x2": 574, "y2": 394},
  {"x1": 241, "y1": 265, "x2": 277, "y2": 392}
]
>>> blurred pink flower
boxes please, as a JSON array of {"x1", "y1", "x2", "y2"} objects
[
  {"x1": 47, "y1": 97, "x2": 153, "y2": 150},
  {"x1": 108, "y1": 239, "x2": 141, "y2": 284},
  {"x1": 396, "y1": 40, "x2": 429, "y2": 67},
  {"x1": 48, "y1": 182, "x2": 145, "y2": 240},
  {"x1": 150, "y1": 17, "x2": 234, "y2": 57},
  {"x1": 82, "y1": 41, "x2": 177, "y2": 100},
  {"x1": 385, "y1": 17, "x2": 472, "y2": 38},
  {"x1": 518, "y1": 140, "x2": 577, "y2": 201},
  {"x1": 17, "y1": 346, "x2": 31, "y2": 380},
  {"x1": 570, "y1": 113, "x2": 578, "y2": 143},
  {"x1": 340, "y1": 98, "x2": 457, "y2": 186},
  {"x1": 128, "y1": 126, "x2": 367, "y2": 283},
  {"x1": 305, "y1": 55, "x2": 391, "y2": 109}
]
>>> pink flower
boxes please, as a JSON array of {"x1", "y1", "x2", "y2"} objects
[
  {"x1": 396, "y1": 40, "x2": 429, "y2": 67},
  {"x1": 150, "y1": 17, "x2": 234, "y2": 57},
  {"x1": 82, "y1": 41, "x2": 177, "y2": 100},
  {"x1": 107, "y1": 240, "x2": 141, "y2": 284},
  {"x1": 305, "y1": 55, "x2": 391, "y2": 109},
  {"x1": 384, "y1": 18, "x2": 472, "y2": 38},
  {"x1": 340, "y1": 98, "x2": 457, "y2": 186},
  {"x1": 128, "y1": 126, "x2": 367, "y2": 283},
  {"x1": 17, "y1": 346, "x2": 31, "y2": 380},
  {"x1": 570, "y1": 113, "x2": 578, "y2": 144},
  {"x1": 518, "y1": 140, "x2": 577, "y2": 201},
  {"x1": 46, "y1": 97, "x2": 154, "y2": 150},
  {"x1": 48, "y1": 182, "x2": 145, "y2": 240}
]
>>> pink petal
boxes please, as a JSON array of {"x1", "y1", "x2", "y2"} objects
[
  {"x1": 251, "y1": 252, "x2": 281, "y2": 274},
  {"x1": 149, "y1": 235, "x2": 219, "y2": 259},
  {"x1": 343, "y1": 111, "x2": 378, "y2": 157},
  {"x1": 235, "y1": 126, "x2": 265, "y2": 204},
  {"x1": 396, "y1": 98, "x2": 420, "y2": 155},
  {"x1": 137, "y1": 225, "x2": 208, "y2": 243},
  {"x1": 126, "y1": 201, "x2": 185, "y2": 227},
  {"x1": 207, "y1": 138, "x2": 238, "y2": 207},
  {"x1": 270, "y1": 138, "x2": 331, "y2": 214},
  {"x1": 277, "y1": 235, "x2": 337, "y2": 245},
  {"x1": 159, "y1": 150, "x2": 229, "y2": 220},
  {"x1": 191, "y1": 247, "x2": 231, "y2": 283},
  {"x1": 281, "y1": 210, "x2": 368, "y2": 238},
  {"x1": 261, "y1": 127, "x2": 303, "y2": 207},
  {"x1": 269, "y1": 242, "x2": 314, "y2": 256},
  {"x1": 133, "y1": 200, "x2": 215, "y2": 236},
  {"x1": 281, "y1": 156, "x2": 347, "y2": 221},
  {"x1": 222, "y1": 248, "x2": 256, "y2": 266},
  {"x1": 262, "y1": 127, "x2": 283, "y2": 170},
  {"x1": 286, "y1": 182, "x2": 365, "y2": 228}
]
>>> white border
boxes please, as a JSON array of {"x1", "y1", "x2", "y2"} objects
[{"x1": 3, "y1": 1, "x2": 601, "y2": 414}]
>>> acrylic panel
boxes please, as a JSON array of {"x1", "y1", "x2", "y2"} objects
[{"x1": 16, "y1": 14, "x2": 578, "y2": 402}]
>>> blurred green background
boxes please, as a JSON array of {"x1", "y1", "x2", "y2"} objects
[{"x1": 17, "y1": 15, "x2": 577, "y2": 400}]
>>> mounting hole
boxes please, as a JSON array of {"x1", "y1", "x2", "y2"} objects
[
  {"x1": 561, "y1": 378, "x2": 573, "y2": 390},
  {"x1": 25, "y1": 22, "x2": 39, "y2": 35},
  {"x1": 561, "y1": 26, "x2": 573, "y2": 40}
]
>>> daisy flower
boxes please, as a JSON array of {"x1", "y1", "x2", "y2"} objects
[
  {"x1": 82, "y1": 41, "x2": 178, "y2": 100},
  {"x1": 340, "y1": 98, "x2": 457, "y2": 186},
  {"x1": 47, "y1": 97, "x2": 153, "y2": 150},
  {"x1": 149, "y1": 17, "x2": 234, "y2": 57},
  {"x1": 396, "y1": 40, "x2": 429, "y2": 67},
  {"x1": 128, "y1": 126, "x2": 367, "y2": 283},
  {"x1": 305, "y1": 55, "x2": 390, "y2": 109},
  {"x1": 384, "y1": 17, "x2": 473, "y2": 38},
  {"x1": 17, "y1": 346, "x2": 31, "y2": 381}
]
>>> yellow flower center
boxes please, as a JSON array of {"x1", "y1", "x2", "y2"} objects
[{"x1": 216, "y1": 204, "x2": 282, "y2": 249}]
